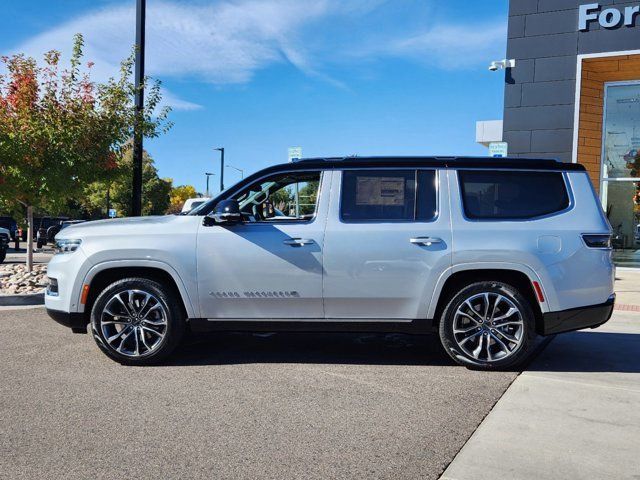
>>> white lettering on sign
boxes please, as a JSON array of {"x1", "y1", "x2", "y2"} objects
[{"x1": 579, "y1": 3, "x2": 640, "y2": 31}]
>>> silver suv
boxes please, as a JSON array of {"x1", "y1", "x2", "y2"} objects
[{"x1": 46, "y1": 157, "x2": 615, "y2": 369}]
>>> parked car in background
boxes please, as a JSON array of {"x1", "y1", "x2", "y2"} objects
[
  {"x1": 181, "y1": 197, "x2": 210, "y2": 213},
  {"x1": 635, "y1": 224, "x2": 640, "y2": 246},
  {"x1": 46, "y1": 157, "x2": 615, "y2": 369},
  {"x1": 35, "y1": 216, "x2": 69, "y2": 248},
  {"x1": 0, "y1": 226, "x2": 10, "y2": 263},
  {"x1": 0, "y1": 216, "x2": 18, "y2": 241},
  {"x1": 46, "y1": 220, "x2": 86, "y2": 244}
]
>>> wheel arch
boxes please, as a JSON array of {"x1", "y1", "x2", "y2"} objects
[
  {"x1": 429, "y1": 264, "x2": 547, "y2": 330},
  {"x1": 80, "y1": 261, "x2": 197, "y2": 319}
]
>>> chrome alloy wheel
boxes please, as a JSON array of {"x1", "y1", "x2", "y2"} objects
[
  {"x1": 100, "y1": 289, "x2": 168, "y2": 358},
  {"x1": 452, "y1": 292, "x2": 525, "y2": 363}
]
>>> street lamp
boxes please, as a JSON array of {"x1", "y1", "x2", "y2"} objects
[
  {"x1": 205, "y1": 172, "x2": 215, "y2": 197},
  {"x1": 131, "y1": 0, "x2": 146, "y2": 216},
  {"x1": 226, "y1": 164, "x2": 244, "y2": 179},
  {"x1": 214, "y1": 147, "x2": 224, "y2": 192}
]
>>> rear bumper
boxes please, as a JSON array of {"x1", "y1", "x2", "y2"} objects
[
  {"x1": 540, "y1": 294, "x2": 615, "y2": 336},
  {"x1": 46, "y1": 308, "x2": 88, "y2": 333}
]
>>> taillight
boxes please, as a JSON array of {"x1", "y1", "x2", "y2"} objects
[{"x1": 582, "y1": 234, "x2": 612, "y2": 249}]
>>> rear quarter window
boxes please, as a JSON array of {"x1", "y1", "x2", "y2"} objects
[{"x1": 458, "y1": 170, "x2": 570, "y2": 220}]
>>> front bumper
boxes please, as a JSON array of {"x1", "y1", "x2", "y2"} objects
[
  {"x1": 540, "y1": 294, "x2": 615, "y2": 336},
  {"x1": 46, "y1": 308, "x2": 89, "y2": 334}
]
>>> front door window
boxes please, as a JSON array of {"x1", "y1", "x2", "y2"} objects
[{"x1": 233, "y1": 171, "x2": 320, "y2": 223}]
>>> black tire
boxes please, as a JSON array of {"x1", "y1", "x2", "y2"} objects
[
  {"x1": 47, "y1": 226, "x2": 59, "y2": 244},
  {"x1": 439, "y1": 281, "x2": 537, "y2": 370},
  {"x1": 90, "y1": 277, "x2": 185, "y2": 366},
  {"x1": 0, "y1": 249, "x2": 5, "y2": 264}
]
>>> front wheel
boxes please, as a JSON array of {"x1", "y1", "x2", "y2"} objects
[
  {"x1": 91, "y1": 277, "x2": 185, "y2": 365},
  {"x1": 439, "y1": 281, "x2": 537, "y2": 370},
  {"x1": 0, "y1": 248, "x2": 6, "y2": 264}
]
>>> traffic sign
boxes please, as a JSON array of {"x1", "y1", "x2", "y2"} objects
[
  {"x1": 108, "y1": 209, "x2": 117, "y2": 218},
  {"x1": 489, "y1": 142, "x2": 508, "y2": 158},
  {"x1": 288, "y1": 147, "x2": 302, "y2": 163}
]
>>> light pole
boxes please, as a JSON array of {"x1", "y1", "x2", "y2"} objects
[
  {"x1": 205, "y1": 172, "x2": 215, "y2": 197},
  {"x1": 131, "y1": 0, "x2": 146, "y2": 216},
  {"x1": 214, "y1": 147, "x2": 225, "y2": 192},
  {"x1": 226, "y1": 164, "x2": 244, "y2": 179}
]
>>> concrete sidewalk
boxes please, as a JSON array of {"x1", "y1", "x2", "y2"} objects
[
  {"x1": 615, "y1": 268, "x2": 640, "y2": 309},
  {"x1": 441, "y1": 312, "x2": 640, "y2": 480}
]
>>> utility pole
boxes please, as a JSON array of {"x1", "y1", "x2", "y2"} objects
[
  {"x1": 106, "y1": 184, "x2": 111, "y2": 218},
  {"x1": 131, "y1": 0, "x2": 146, "y2": 216},
  {"x1": 205, "y1": 173, "x2": 215, "y2": 197},
  {"x1": 215, "y1": 148, "x2": 225, "y2": 192}
]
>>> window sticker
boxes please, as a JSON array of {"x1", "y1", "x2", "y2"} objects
[{"x1": 356, "y1": 177, "x2": 405, "y2": 206}]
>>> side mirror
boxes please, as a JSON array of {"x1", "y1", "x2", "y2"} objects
[{"x1": 204, "y1": 199, "x2": 242, "y2": 226}]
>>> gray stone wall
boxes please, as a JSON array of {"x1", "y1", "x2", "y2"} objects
[{"x1": 504, "y1": 0, "x2": 640, "y2": 161}]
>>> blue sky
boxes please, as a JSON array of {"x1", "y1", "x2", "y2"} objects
[{"x1": 1, "y1": 0, "x2": 508, "y2": 194}]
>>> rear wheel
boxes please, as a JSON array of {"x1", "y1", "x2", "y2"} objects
[
  {"x1": 0, "y1": 248, "x2": 5, "y2": 264},
  {"x1": 439, "y1": 281, "x2": 537, "y2": 370},
  {"x1": 90, "y1": 277, "x2": 185, "y2": 365}
]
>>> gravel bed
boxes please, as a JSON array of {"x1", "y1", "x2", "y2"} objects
[{"x1": 0, "y1": 263, "x2": 48, "y2": 295}]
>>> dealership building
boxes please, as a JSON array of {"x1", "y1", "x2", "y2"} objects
[{"x1": 479, "y1": 0, "x2": 640, "y2": 266}]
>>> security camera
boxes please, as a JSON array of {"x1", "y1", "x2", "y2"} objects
[{"x1": 488, "y1": 59, "x2": 516, "y2": 72}]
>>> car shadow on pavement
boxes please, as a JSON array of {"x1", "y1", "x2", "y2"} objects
[
  {"x1": 528, "y1": 331, "x2": 640, "y2": 374},
  {"x1": 165, "y1": 332, "x2": 457, "y2": 367}
]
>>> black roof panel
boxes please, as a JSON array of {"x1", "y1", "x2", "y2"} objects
[{"x1": 282, "y1": 156, "x2": 586, "y2": 171}]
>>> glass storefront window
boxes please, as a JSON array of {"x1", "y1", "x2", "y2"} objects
[
  {"x1": 602, "y1": 83, "x2": 640, "y2": 179},
  {"x1": 602, "y1": 181, "x2": 640, "y2": 267},
  {"x1": 602, "y1": 82, "x2": 640, "y2": 267},
  {"x1": 602, "y1": 181, "x2": 639, "y2": 244}
]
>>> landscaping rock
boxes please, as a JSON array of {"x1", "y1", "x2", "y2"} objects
[{"x1": 0, "y1": 263, "x2": 48, "y2": 295}]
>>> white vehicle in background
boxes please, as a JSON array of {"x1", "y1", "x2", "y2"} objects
[
  {"x1": 635, "y1": 224, "x2": 640, "y2": 246},
  {"x1": 46, "y1": 156, "x2": 615, "y2": 369},
  {"x1": 181, "y1": 197, "x2": 210, "y2": 213}
]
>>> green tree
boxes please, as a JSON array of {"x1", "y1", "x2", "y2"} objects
[
  {"x1": 167, "y1": 184, "x2": 198, "y2": 214},
  {"x1": 83, "y1": 149, "x2": 171, "y2": 218},
  {"x1": 0, "y1": 34, "x2": 171, "y2": 270},
  {"x1": 298, "y1": 180, "x2": 319, "y2": 216}
]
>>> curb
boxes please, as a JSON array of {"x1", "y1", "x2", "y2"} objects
[{"x1": 0, "y1": 292, "x2": 45, "y2": 306}]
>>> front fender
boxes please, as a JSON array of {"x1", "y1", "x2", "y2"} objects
[{"x1": 78, "y1": 259, "x2": 198, "y2": 318}]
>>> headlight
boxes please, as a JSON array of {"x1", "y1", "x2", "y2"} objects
[{"x1": 54, "y1": 239, "x2": 82, "y2": 254}]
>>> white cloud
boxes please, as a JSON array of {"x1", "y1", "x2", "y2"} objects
[
  {"x1": 11, "y1": 0, "x2": 346, "y2": 109},
  {"x1": 8, "y1": 1, "x2": 506, "y2": 109},
  {"x1": 390, "y1": 23, "x2": 507, "y2": 69}
]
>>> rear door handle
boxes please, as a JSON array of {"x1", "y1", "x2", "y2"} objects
[
  {"x1": 410, "y1": 237, "x2": 443, "y2": 246},
  {"x1": 283, "y1": 238, "x2": 315, "y2": 246}
]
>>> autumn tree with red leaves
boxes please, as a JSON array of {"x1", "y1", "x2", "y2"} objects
[{"x1": 0, "y1": 34, "x2": 171, "y2": 270}]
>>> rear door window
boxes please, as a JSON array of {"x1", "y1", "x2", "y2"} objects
[
  {"x1": 458, "y1": 170, "x2": 570, "y2": 220},
  {"x1": 340, "y1": 170, "x2": 437, "y2": 222}
]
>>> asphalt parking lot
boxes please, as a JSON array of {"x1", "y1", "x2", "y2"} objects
[
  {"x1": 0, "y1": 308, "x2": 519, "y2": 480},
  {"x1": 3, "y1": 248, "x2": 54, "y2": 264}
]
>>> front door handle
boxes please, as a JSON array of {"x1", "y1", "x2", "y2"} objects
[
  {"x1": 410, "y1": 237, "x2": 443, "y2": 246},
  {"x1": 283, "y1": 238, "x2": 315, "y2": 246}
]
